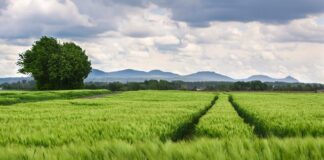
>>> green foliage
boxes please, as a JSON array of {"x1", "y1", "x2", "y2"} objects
[
  {"x1": 91, "y1": 80, "x2": 183, "y2": 91},
  {"x1": 107, "y1": 82, "x2": 125, "y2": 91},
  {"x1": 17, "y1": 36, "x2": 91, "y2": 90},
  {"x1": 84, "y1": 81, "x2": 324, "y2": 92},
  {"x1": 0, "y1": 80, "x2": 35, "y2": 90},
  {"x1": 232, "y1": 81, "x2": 268, "y2": 91},
  {"x1": 231, "y1": 92, "x2": 324, "y2": 137},
  {"x1": 195, "y1": 94, "x2": 254, "y2": 138},
  {"x1": 3, "y1": 79, "x2": 323, "y2": 91}
]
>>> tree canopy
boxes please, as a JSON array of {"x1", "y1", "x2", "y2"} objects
[{"x1": 17, "y1": 36, "x2": 91, "y2": 90}]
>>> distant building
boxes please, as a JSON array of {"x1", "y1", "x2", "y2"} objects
[
  {"x1": 0, "y1": 87, "x2": 2, "y2": 90},
  {"x1": 316, "y1": 89, "x2": 324, "y2": 93},
  {"x1": 196, "y1": 88, "x2": 204, "y2": 91}
]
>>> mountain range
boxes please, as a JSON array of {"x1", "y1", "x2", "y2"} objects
[
  {"x1": 86, "y1": 69, "x2": 299, "y2": 83},
  {"x1": 0, "y1": 77, "x2": 33, "y2": 84},
  {"x1": 0, "y1": 69, "x2": 299, "y2": 84}
]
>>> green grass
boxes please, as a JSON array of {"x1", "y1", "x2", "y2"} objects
[
  {"x1": 0, "y1": 138, "x2": 322, "y2": 160},
  {"x1": 230, "y1": 92, "x2": 324, "y2": 137},
  {"x1": 195, "y1": 94, "x2": 254, "y2": 138},
  {"x1": 0, "y1": 90, "x2": 323, "y2": 159},
  {"x1": 0, "y1": 90, "x2": 111, "y2": 105},
  {"x1": 0, "y1": 90, "x2": 215, "y2": 146}
]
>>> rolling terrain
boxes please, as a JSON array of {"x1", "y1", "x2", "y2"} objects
[
  {"x1": 86, "y1": 69, "x2": 299, "y2": 83},
  {"x1": 0, "y1": 69, "x2": 299, "y2": 85},
  {"x1": 0, "y1": 90, "x2": 322, "y2": 159}
]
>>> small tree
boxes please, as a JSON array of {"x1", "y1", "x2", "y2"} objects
[{"x1": 17, "y1": 36, "x2": 91, "y2": 90}]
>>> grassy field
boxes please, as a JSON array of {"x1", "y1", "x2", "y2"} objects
[
  {"x1": 230, "y1": 92, "x2": 324, "y2": 137},
  {"x1": 195, "y1": 94, "x2": 254, "y2": 138},
  {"x1": 0, "y1": 138, "x2": 322, "y2": 160},
  {"x1": 0, "y1": 90, "x2": 323, "y2": 159},
  {"x1": 0, "y1": 90, "x2": 111, "y2": 105},
  {"x1": 0, "y1": 91, "x2": 216, "y2": 146}
]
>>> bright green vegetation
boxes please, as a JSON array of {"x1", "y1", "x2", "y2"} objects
[
  {"x1": 17, "y1": 36, "x2": 92, "y2": 90},
  {"x1": 231, "y1": 92, "x2": 324, "y2": 137},
  {"x1": 0, "y1": 89, "x2": 111, "y2": 105},
  {"x1": 195, "y1": 94, "x2": 254, "y2": 138},
  {"x1": 0, "y1": 90, "x2": 323, "y2": 159},
  {"x1": 0, "y1": 138, "x2": 322, "y2": 160},
  {"x1": 0, "y1": 90, "x2": 215, "y2": 146}
]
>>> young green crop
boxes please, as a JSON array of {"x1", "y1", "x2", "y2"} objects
[
  {"x1": 231, "y1": 92, "x2": 324, "y2": 137},
  {"x1": 0, "y1": 89, "x2": 111, "y2": 105},
  {"x1": 0, "y1": 138, "x2": 322, "y2": 160},
  {"x1": 195, "y1": 94, "x2": 254, "y2": 138},
  {"x1": 0, "y1": 90, "x2": 215, "y2": 146},
  {"x1": 0, "y1": 90, "x2": 323, "y2": 159}
]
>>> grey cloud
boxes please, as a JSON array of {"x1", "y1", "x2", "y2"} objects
[
  {"x1": 0, "y1": 1, "x2": 7, "y2": 9},
  {"x1": 99, "y1": 0, "x2": 146, "y2": 7},
  {"x1": 275, "y1": 33, "x2": 324, "y2": 43},
  {"x1": 273, "y1": 28, "x2": 324, "y2": 43},
  {"x1": 78, "y1": 0, "x2": 324, "y2": 26},
  {"x1": 262, "y1": 18, "x2": 324, "y2": 43},
  {"x1": 0, "y1": 0, "x2": 94, "y2": 39},
  {"x1": 154, "y1": 0, "x2": 324, "y2": 26},
  {"x1": 2, "y1": 0, "x2": 324, "y2": 40},
  {"x1": 123, "y1": 32, "x2": 153, "y2": 38},
  {"x1": 156, "y1": 44, "x2": 181, "y2": 53},
  {"x1": 0, "y1": 0, "x2": 136, "y2": 39}
]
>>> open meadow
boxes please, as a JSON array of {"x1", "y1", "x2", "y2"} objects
[{"x1": 0, "y1": 90, "x2": 323, "y2": 159}]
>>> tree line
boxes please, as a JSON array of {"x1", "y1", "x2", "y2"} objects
[
  {"x1": 2, "y1": 80, "x2": 323, "y2": 92},
  {"x1": 88, "y1": 80, "x2": 324, "y2": 92}
]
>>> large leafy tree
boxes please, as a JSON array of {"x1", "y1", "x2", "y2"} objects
[{"x1": 17, "y1": 36, "x2": 91, "y2": 90}]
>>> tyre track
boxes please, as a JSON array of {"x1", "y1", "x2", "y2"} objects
[{"x1": 171, "y1": 95, "x2": 218, "y2": 141}]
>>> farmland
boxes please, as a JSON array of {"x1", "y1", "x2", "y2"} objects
[
  {"x1": 230, "y1": 92, "x2": 324, "y2": 137},
  {"x1": 0, "y1": 91, "x2": 216, "y2": 145},
  {"x1": 0, "y1": 90, "x2": 111, "y2": 105},
  {"x1": 0, "y1": 90, "x2": 323, "y2": 159},
  {"x1": 195, "y1": 94, "x2": 254, "y2": 138}
]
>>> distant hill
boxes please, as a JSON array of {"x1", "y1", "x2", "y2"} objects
[
  {"x1": 108, "y1": 69, "x2": 148, "y2": 77},
  {"x1": 148, "y1": 70, "x2": 179, "y2": 78},
  {"x1": 281, "y1": 76, "x2": 299, "y2": 83},
  {"x1": 177, "y1": 71, "x2": 234, "y2": 82},
  {"x1": 0, "y1": 69, "x2": 300, "y2": 84},
  {"x1": 89, "y1": 69, "x2": 108, "y2": 77},
  {"x1": 87, "y1": 69, "x2": 180, "y2": 82},
  {"x1": 87, "y1": 69, "x2": 299, "y2": 83},
  {"x1": 243, "y1": 75, "x2": 299, "y2": 83},
  {"x1": 0, "y1": 77, "x2": 32, "y2": 84}
]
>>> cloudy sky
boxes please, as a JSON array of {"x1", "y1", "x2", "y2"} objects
[{"x1": 0, "y1": 0, "x2": 324, "y2": 83}]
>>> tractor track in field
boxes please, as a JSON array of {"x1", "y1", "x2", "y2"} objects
[
  {"x1": 171, "y1": 95, "x2": 218, "y2": 142},
  {"x1": 228, "y1": 95, "x2": 268, "y2": 137}
]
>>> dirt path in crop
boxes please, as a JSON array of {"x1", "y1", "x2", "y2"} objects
[{"x1": 172, "y1": 95, "x2": 218, "y2": 142}]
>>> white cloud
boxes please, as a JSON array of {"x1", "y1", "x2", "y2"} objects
[
  {"x1": 0, "y1": 1, "x2": 323, "y2": 83},
  {"x1": 0, "y1": 40, "x2": 28, "y2": 77},
  {"x1": 0, "y1": 0, "x2": 94, "y2": 38},
  {"x1": 264, "y1": 16, "x2": 324, "y2": 43}
]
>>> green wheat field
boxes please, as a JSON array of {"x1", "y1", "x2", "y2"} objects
[{"x1": 0, "y1": 90, "x2": 323, "y2": 159}]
